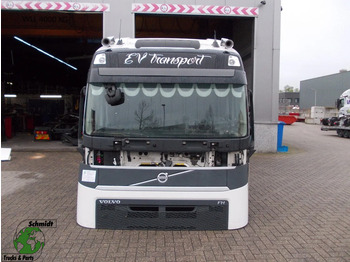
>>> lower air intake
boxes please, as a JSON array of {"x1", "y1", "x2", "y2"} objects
[{"x1": 96, "y1": 199, "x2": 228, "y2": 230}]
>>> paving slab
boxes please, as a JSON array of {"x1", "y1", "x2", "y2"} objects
[
  {"x1": 1, "y1": 132, "x2": 77, "y2": 152},
  {"x1": 1, "y1": 123, "x2": 350, "y2": 261}
]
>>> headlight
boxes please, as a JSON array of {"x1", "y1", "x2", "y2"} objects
[
  {"x1": 94, "y1": 53, "x2": 106, "y2": 65},
  {"x1": 228, "y1": 55, "x2": 240, "y2": 67}
]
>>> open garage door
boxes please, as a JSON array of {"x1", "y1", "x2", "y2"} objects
[
  {"x1": 1, "y1": 9, "x2": 103, "y2": 136},
  {"x1": 2, "y1": 10, "x2": 102, "y2": 94}
]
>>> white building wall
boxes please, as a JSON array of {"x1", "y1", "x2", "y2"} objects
[{"x1": 252, "y1": 0, "x2": 281, "y2": 152}]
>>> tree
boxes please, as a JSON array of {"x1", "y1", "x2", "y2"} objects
[
  {"x1": 284, "y1": 85, "x2": 294, "y2": 92},
  {"x1": 134, "y1": 100, "x2": 155, "y2": 130}
]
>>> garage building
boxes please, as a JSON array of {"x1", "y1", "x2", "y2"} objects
[{"x1": 300, "y1": 71, "x2": 350, "y2": 110}]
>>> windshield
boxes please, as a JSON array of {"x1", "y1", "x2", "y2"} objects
[{"x1": 85, "y1": 83, "x2": 247, "y2": 138}]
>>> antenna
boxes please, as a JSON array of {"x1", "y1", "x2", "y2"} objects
[
  {"x1": 212, "y1": 30, "x2": 219, "y2": 47},
  {"x1": 117, "y1": 20, "x2": 123, "y2": 45}
]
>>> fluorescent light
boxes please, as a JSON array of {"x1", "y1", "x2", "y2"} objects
[
  {"x1": 4, "y1": 94, "x2": 17, "y2": 98},
  {"x1": 40, "y1": 95, "x2": 62, "y2": 99},
  {"x1": 14, "y1": 36, "x2": 78, "y2": 71}
]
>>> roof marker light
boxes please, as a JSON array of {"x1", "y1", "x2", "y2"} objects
[
  {"x1": 101, "y1": 36, "x2": 115, "y2": 47},
  {"x1": 221, "y1": 38, "x2": 234, "y2": 49},
  {"x1": 14, "y1": 36, "x2": 78, "y2": 71}
]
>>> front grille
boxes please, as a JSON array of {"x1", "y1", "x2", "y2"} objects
[
  {"x1": 96, "y1": 199, "x2": 228, "y2": 230},
  {"x1": 128, "y1": 206, "x2": 159, "y2": 218}
]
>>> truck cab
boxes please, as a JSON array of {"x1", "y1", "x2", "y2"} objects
[{"x1": 77, "y1": 37, "x2": 254, "y2": 230}]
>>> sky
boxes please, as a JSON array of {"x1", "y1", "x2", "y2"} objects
[{"x1": 279, "y1": 0, "x2": 350, "y2": 90}]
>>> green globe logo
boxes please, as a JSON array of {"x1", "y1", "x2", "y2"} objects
[{"x1": 13, "y1": 227, "x2": 45, "y2": 255}]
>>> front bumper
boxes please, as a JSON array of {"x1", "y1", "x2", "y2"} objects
[{"x1": 77, "y1": 164, "x2": 249, "y2": 230}]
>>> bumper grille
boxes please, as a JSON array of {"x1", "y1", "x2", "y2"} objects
[{"x1": 96, "y1": 199, "x2": 228, "y2": 230}]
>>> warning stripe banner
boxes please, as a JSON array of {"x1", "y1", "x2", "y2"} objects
[
  {"x1": 132, "y1": 3, "x2": 259, "y2": 17},
  {"x1": 1, "y1": 1, "x2": 110, "y2": 12}
]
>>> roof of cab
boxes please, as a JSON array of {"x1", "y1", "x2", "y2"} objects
[{"x1": 98, "y1": 37, "x2": 239, "y2": 55}]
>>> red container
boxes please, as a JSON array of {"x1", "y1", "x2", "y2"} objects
[
  {"x1": 278, "y1": 115, "x2": 297, "y2": 125},
  {"x1": 4, "y1": 117, "x2": 12, "y2": 139}
]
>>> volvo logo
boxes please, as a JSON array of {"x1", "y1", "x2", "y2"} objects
[
  {"x1": 157, "y1": 172, "x2": 169, "y2": 183},
  {"x1": 130, "y1": 170, "x2": 193, "y2": 186}
]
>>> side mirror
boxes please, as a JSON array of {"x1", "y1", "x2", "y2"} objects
[
  {"x1": 105, "y1": 85, "x2": 124, "y2": 106},
  {"x1": 336, "y1": 99, "x2": 341, "y2": 110},
  {"x1": 78, "y1": 86, "x2": 86, "y2": 157},
  {"x1": 248, "y1": 88, "x2": 255, "y2": 158}
]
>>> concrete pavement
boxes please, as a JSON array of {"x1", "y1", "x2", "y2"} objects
[{"x1": 1, "y1": 123, "x2": 350, "y2": 261}]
